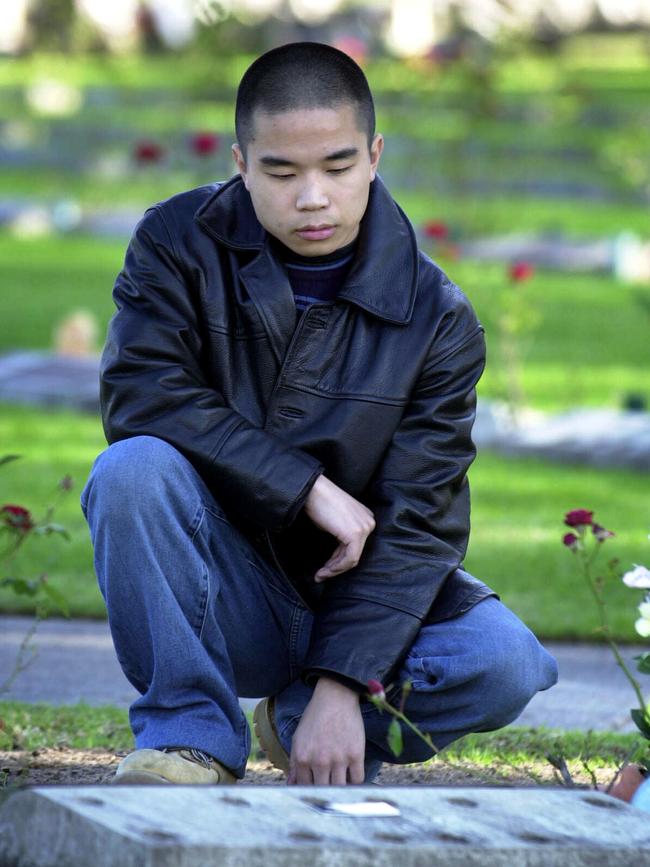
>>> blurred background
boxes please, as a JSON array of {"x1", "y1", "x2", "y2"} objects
[{"x1": 1, "y1": 0, "x2": 649, "y2": 643}]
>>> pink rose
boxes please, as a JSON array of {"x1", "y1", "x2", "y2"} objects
[{"x1": 367, "y1": 679, "x2": 386, "y2": 701}]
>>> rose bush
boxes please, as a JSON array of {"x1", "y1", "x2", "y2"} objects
[
  {"x1": 561, "y1": 508, "x2": 650, "y2": 743},
  {"x1": 1, "y1": 455, "x2": 71, "y2": 694}
]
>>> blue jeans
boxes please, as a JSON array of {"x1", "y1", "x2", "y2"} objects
[{"x1": 81, "y1": 436, "x2": 558, "y2": 781}]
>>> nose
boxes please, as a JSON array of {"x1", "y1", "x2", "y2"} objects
[{"x1": 295, "y1": 176, "x2": 329, "y2": 211}]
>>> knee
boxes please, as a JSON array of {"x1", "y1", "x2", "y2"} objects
[
  {"x1": 81, "y1": 436, "x2": 189, "y2": 519},
  {"x1": 474, "y1": 628, "x2": 558, "y2": 730}
]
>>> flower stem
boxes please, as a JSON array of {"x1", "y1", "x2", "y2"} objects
[
  {"x1": 392, "y1": 707, "x2": 439, "y2": 754},
  {"x1": 582, "y1": 552, "x2": 647, "y2": 715}
]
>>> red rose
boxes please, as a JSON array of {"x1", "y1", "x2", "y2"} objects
[
  {"x1": 367, "y1": 679, "x2": 386, "y2": 701},
  {"x1": 1, "y1": 504, "x2": 35, "y2": 532},
  {"x1": 423, "y1": 220, "x2": 450, "y2": 241},
  {"x1": 509, "y1": 261, "x2": 535, "y2": 282},
  {"x1": 562, "y1": 532, "x2": 579, "y2": 551},
  {"x1": 133, "y1": 140, "x2": 164, "y2": 164},
  {"x1": 564, "y1": 509, "x2": 594, "y2": 528},
  {"x1": 190, "y1": 132, "x2": 220, "y2": 157}
]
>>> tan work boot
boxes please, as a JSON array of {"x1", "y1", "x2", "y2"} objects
[
  {"x1": 253, "y1": 697, "x2": 290, "y2": 774},
  {"x1": 112, "y1": 747, "x2": 238, "y2": 785}
]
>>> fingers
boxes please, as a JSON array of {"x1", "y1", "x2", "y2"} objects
[
  {"x1": 304, "y1": 476, "x2": 376, "y2": 581},
  {"x1": 348, "y1": 758, "x2": 365, "y2": 785},
  {"x1": 314, "y1": 521, "x2": 376, "y2": 582},
  {"x1": 287, "y1": 759, "x2": 362, "y2": 786}
]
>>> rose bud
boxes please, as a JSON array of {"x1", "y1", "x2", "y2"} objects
[
  {"x1": 592, "y1": 523, "x2": 615, "y2": 542},
  {"x1": 563, "y1": 532, "x2": 579, "y2": 551},
  {"x1": 367, "y1": 679, "x2": 386, "y2": 702}
]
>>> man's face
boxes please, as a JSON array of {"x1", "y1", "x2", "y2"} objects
[{"x1": 232, "y1": 103, "x2": 383, "y2": 256}]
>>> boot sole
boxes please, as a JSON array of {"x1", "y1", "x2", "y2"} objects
[
  {"x1": 112, "y1": 770, "x2": 172, "y2": 785},
  {"x1": 253, "y1": 698, "x2": 290, "y2": 774}
]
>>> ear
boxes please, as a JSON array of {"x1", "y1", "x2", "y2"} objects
[
  {"x1": 231, "y1": 143, "x2": 249, "y2": 187},
  {"x1": 369, "y1": 133, "x2": 384, "y2": 181}
]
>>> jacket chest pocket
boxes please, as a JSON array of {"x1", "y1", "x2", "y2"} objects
[{"x1": 291, "y1": 306, "x2": 416, "y2": 405}]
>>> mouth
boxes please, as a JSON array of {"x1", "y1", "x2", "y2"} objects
[{"x1": 295, "y1": 224, "x2": 336, "y2": 241}]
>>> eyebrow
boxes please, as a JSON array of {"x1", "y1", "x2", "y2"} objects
[{"x1": 258, "y1": 147, "x2": 359, "y2": 168}]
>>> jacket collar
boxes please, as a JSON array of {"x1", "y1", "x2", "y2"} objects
[{"x1": 194, "y1": 173, "x2": 418, "y2": 325}]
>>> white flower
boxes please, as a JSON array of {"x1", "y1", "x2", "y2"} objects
[
  {"x1": 622, "y1": 564, "x2": 650, "y2": 589},
  {"x1": 635, "y1": 600, "x2": 650, "y2": 637}
]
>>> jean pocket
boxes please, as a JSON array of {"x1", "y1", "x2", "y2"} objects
[{"x1": 400, "y1": 653, "x2": 442, "y2": 692}]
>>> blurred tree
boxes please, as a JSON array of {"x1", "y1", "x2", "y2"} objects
[
  {"x1": 26, "y1": 0, "x2": 76, "y2": 52},
  {"x1": 136, "y1": 2, "x2": 166, "y2": 54}
]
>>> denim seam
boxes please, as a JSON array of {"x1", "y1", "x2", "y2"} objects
[
  {"x1": 188, "y1": 502, "x2": 206, "y2": 540},
  {"x1": 197, "y1": 564, "x2": 210, "y2": 643},
  {"x1": 188, "y1": 507, "x2": 212, "y2": 641},
  {"x1": 245, "y1": 559, "x2": 303, "y2": 606}
]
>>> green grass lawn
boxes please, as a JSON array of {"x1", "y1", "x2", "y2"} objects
[
  {"x1": 0, "y1": 699, "x2": 643, "y2": 763},
  {"x1": 0, "y1": 403, "x2": 647, "y2": 642},
  {"x1": 1, "y1": 701, "x2": 645, "y2": 787},
  {"x1": 0, "y1": 36, "x2": 648, "y2": 641}
]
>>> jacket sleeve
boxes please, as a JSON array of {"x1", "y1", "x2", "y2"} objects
[
  {"x1": 100, "y1": 206, "x2": 324, "y2": 532},
  {"x1": 301, "y1": 297, "x2": 486, "y2": 693}
]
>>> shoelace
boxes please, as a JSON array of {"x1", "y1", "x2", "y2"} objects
[{"x1": 162, "y1": 747, "x2": 214, "y2": 769}]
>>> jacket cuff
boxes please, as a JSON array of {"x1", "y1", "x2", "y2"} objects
[
  {"x1": 210, "y1": 422, "x2": 325, "y2": 532},
  {"x1": 284, "y1": 467, "x2": 323, "y2": 528},
  {"x1": 301, "y1": 597, "x2": 421, "y2": 694}
]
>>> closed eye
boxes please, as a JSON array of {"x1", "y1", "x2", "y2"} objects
[{"x1": 328, "y1": 166, "x2": 351, "y2": 174}]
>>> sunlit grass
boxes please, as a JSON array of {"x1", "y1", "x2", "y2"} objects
[
  {"x1": 0, "y1": 404, "x2": 106, "y2": 618},
  {"x1": 465, "y1": 450, "x2": 649, "y2": 640}
]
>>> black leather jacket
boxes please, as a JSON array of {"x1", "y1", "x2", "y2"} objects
[{"x1": 101, "y1": 173, "x2": 495, "y2": 693}]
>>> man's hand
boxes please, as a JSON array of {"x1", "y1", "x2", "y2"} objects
[
  {"x1": 287, "y1": 677, "x2": 366, "y2": 785},
  {"x1": 304, "y1": 474, "x2": 376, "y2": 582}
]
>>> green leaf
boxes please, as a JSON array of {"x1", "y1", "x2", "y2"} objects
[
  {"x1": 40, "y1": 582, "x2": 70, "y2": 617},
  {"x1": 635, "y1": 653, "x2": 650, "y2": 676},
  {"x1": 387, "y1": 718, "x2": 403, "y2": 757},
  {"x1": 0, "y1": 454, "x2": 21, "y2": 468},
  {"x1": 630, "y1": 708, "x2": 650, "y2": 740},
  {"x1": 35, "y1": 523, "x2": 71, "y2": 540},
  {"x1": 0, "y1": 577, "x2": 41, "y2": 597}
]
